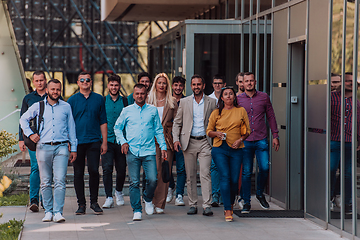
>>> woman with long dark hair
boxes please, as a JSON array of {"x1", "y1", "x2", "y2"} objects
[{"x1": 206, "y1": 86, "x2": 250, "y2": 221}]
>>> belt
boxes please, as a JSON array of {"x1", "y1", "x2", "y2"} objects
[
  {"x1": 44, "y1": 141, "x2": 69, "y2": 146},
  {"x1": 190, "y1": 135, "x2": 206, "y2": 140}
]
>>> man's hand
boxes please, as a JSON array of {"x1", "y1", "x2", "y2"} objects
[
  {"x1": 273, "y1": 138, "x2": 280, "y2": 152},
  {"x1": 69, "y1": 152, "x2": 77, "y2": 163},
  {"x1": 174, "y1": 141, "x2": 181, "y2": 152},
  {"x1": 101, "y1": 142, "x2": 107, "y2": 155},
  {"x1": 19, "y1": 141, "x2": 26, "y2": 152},
  {"x1": 121, "y1": 143, "x2": 129, "y2": 154},
  {"x1": 29, "y1": 134, "x2": 40, "y2": 143},
  {"x1": 161, "y1": 150, "x2": 167, "y2": 160}
]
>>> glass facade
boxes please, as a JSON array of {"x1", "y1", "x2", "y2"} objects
[{"x1": 148, "y1": 0, "x2": 360, "y2": 238}]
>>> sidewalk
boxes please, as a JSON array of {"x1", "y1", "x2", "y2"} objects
[{"x1": 17, "y1": 196, "x2": 346, "y2": 240}]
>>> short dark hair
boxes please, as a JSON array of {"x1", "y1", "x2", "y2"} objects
[
  {"x1": 235, "y1": 72, "x2": 244, "y2": 81},
  {"x1": 331, "y1": 73, "x2": 340, "y2": 77},
  {"x1": 244, "y1": 72, "x2": 254, "y2": 76},
  {"x1": 108, "y1": 74, "x2": 121, "y2": 84},
  {"x1": 134, "y1": 83, "x2": 146, "y2": 90},
  {"x1": 345, "y1": 72, "x2": 353, "y2": 76},
  {"x1": 33, "y1": 71, "x2": 46, "y2": 79},
  {"x1": 191, "y1": 74, "x2": 205, "y2": 84},
  {"x1": 172, "y1": 76, "x2": 186, "y2": 85},
  {"x1": 78, "y1": 71, "x2": 91, "y2": 77},
  {"x1": 137, "y1": 72, "x2": 151, "y2": 82},
  {"x1": 48, "y1": 79, "x2": 61, "y2": 85},
  {"x1": 213, "y1": 74, "x2": 225, "y2": 84}
]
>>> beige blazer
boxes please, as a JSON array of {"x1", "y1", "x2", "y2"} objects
[{"x1": 172, "y1": 94, "x2": 217, "y2": 151}]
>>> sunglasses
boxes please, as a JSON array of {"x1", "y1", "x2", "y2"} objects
[
  {"x1": 221, "y1": 86, "x2": 234, "y2": 90},
  {"x1": 79, "y1": 78, "x2": 91, "y2": 83}
]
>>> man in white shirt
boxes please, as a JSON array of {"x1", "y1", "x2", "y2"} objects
[
  {"x1": 207, "y1": 75, "x2": 226, "y2": 207},
  {"x1": 208, "y1": 74, "x2": 226, "y2": 104},
  {"x1": 173, "y1": 75, "x2": 217, "y2": 216}
]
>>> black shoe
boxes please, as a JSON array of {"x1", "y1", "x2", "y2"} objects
[
  {"x1": 211, "y1": 195, "x2": 220, "y2": 207},
  {"x1": 256, "y1": 194, "x2": 270, "y2": 209},
  {"x1": 203, "y1": 207, "x2": 213, "y2": 216},
  {"x1": 187, "y1": 207, "x2": 198, "y2": 215},
  {"x1": 345, "y1": 204, "x2": 353, "y2": 215},
  {"x1": 75, "y1": 205, "x2": 86, "y2": 215},
  {"x1": 29, "y1": 199, "x2": 39, "y2": 212},
  {"x1": 90, "y1": 203, "x2": 103, "y2": 215},
  {"x1": 241, "y1": 203, "x2": 251, "y2": 214}
]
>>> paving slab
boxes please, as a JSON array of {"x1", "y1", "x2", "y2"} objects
[{"x1": 17, "y1": 195, "x2": 349, "y2": 240}]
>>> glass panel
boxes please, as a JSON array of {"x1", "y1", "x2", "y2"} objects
[
  {"x1": 228, "y1": 0, "x2": 236, "y2": 18},
  {"x1": 275, "y1": 0, "x2": 288, "y2": 7},
  {"x1": 330, "y1": 0, "x2": 357, "y2": 234},
  {"x1": 194, "y1": 34, "x2": 240, "y2": 95},
  {"x1": 329, "y1": 0, "x2": 343, "y2": 230},
  {"x1": 244, "y1": 0, "x2": 251, "y2": 18},
  {"x1": 260, "y1": 0, "x2": 272, "y2": 13}
]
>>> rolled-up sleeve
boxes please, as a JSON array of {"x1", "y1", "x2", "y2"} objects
[{"x1": 206, "y1": 111, "x2": 216, "y2": 136}]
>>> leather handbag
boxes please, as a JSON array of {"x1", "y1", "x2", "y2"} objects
[
  {"x1": 162, "y1": 158, "x2": 171, "y2": 183},
  {"x1": 23, "y1": 101, "x2": 44, "y2": 151}
]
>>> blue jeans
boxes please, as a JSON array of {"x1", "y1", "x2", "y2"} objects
[
  {"x1": 126, "y1": 152, "x2": 157, "y2": 213},
  {"x1": 242, "y1": 138, "x2": 269, "y2": 204},
  {"x1": 175, "y1": 149, "x2": 186, "y2": 196},
  {"x1": 29, "y1": 150, "x2": 40, "y2": 202},
  {"x1": 212, "y1": 142, "x2": 243, "y2": 210},
  {"x1": 330, "y1": 141, "x2": 352, "y2": 205},
  {"x1": 211, "y1": 159, "x2": 220, "y2": 199},
  {"x1": 36, "y1": 143, "x2": 69, "y2": 214}
]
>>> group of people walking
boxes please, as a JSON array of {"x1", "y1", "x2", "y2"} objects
[{"x1": 19, "y1": 70, "x2": 280, "y2": 223}]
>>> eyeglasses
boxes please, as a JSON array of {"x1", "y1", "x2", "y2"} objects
[
  {"x1": 213, "y1": 82, "x2": 224, "y2": 85},
  {"x1": 79, "y1": 78, "x2": 91, "y2": 83}
]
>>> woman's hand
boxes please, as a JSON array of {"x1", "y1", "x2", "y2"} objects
[
  {"x1": 208, "y1": 131, "x2": 225, "y2": 140},
  {"x1": 231, "y1": 138, "x2": 243, "y2": 149}
]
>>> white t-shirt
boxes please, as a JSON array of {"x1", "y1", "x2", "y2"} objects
[
  {"x1": 156, "y1": 106, "x2": 164, "y2": 122},
  {"x1": 208, "y1": 91, "x2": 218, "y2": 104}
]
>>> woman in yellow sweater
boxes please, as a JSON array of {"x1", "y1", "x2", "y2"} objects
[{"x1": 206, "y1": 86, "x2": 251, "y2": 222}]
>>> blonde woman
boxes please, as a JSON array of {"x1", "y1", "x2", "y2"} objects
[{"x1": 147, "y1": 73, "x2": 178, "y2": 213}]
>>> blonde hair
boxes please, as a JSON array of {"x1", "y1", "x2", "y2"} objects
[{"x1": 148, "y1": 73, "x2": 175, "y2": 109}]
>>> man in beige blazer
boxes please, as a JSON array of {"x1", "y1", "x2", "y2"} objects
[{"x1": 172, "y1": 74, "x2": 217, "y2": 216}]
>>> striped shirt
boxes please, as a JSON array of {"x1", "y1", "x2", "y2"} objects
[
  {"x1": 330, "y1": 91, "x2": 360, "y2": 143},
  {"x1": 237, "y1": 90, "x2": 279, "y2": 141}
]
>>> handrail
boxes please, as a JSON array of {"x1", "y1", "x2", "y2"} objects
[{"x1": 0, "y1": 109, "x2": 21, "y2": 122}]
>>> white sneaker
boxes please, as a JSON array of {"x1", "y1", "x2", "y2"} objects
[
  {"x1": 175, "y1": 194, "x2": 185, "y2": 206},
  {"x1": 238, "y1": 198, "x2": 244, "y2": 210},
  {"x1": 133, "y1": 212, "x2": 142, "y2": 221},
  {"x1": 115, "y1": 190, "x2": 125, "y2": 206},
  {"x1": 144, "y1": 201, "x2": 154, "y2": 215},
  {"x1": 155, "y1": 207, "x2": 164, "y2": 214},
  {"x1": 53, "y1": 212, "x2": 65, "y2": 223},
  {"x1": 335, "y1": 195, "x2": 341, "y2": 208},
  {"x1": 102, "y1": 197, "x2": 114, "y2": 208},
  {"x1": 166, "y1": 187, "x2": 174, "y2": 203},
  {"x1": 42, "y1": 212, "x2": 53, "y2": 222}
]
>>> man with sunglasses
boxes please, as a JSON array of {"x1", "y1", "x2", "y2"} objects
[
  {"x1": 208, "y1": 75, "x2": 226, "y2": 207},
  {"x1": 68, "y1": 72, "x2": 108, "y2": 215}
]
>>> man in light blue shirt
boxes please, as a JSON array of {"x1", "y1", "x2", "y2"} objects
[
  {"x1": 114, "y1": 83, "x2": 167, "y2": 221},
  {"x1": 20, "y1": 79, "x2": 77, "y2": 223}
]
